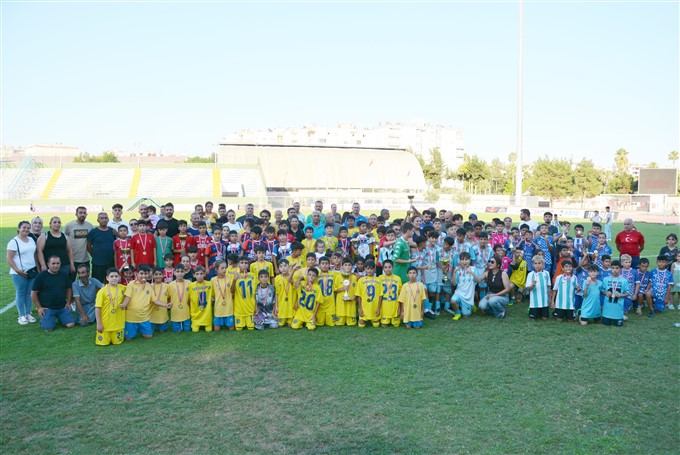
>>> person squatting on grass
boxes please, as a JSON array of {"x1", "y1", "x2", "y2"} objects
[{"x1": 10, "y1": 204, "x2": 677, "y2": 344}]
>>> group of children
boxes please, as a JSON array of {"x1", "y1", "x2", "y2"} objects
[{"x1": 90, "y1": 209, "x2": 679, "y2": 345}]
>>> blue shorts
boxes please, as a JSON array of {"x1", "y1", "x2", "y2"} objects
[
  {"x1": 574, "y1": 295, "x2": 583, "y2": 310},
  {"x1": 151, "y1": 322, "x2": 169, "y2": 332},
  {"x1": 405, "y1": 320, "x2": 423, "y2": 328},
  {"x1": 425, "y1": 282, "x2": 439, "y2": 293},
  {"x1": 439, "y1": 283, "x2": 453, "y2": 295},
  {"x1": 171, "y1": 319, "x2": 192, "y2": 332},
  {"x1": 451, "y1": 294, "x2": 474, "y2": 316},
  {"x1": 214, "y1": 316, "x2": 235, "y2": 327},
  {"x1": 79, "y1": 303, "x2": 96, "y2": 325},
  {"x1": 40, "y1": 307, "x2": 75, "y2": 331},
  {"x1": 125, "y1": 320, "x2": 153, "y2": 339}
]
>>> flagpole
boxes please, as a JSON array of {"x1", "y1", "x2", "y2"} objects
[{"x1": 514, "y1": 0, "x2": 524, "y2": 206}]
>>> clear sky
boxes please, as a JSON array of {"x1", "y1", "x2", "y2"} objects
[{"x1": 2, "y1": 1, "x2": 678, "y2": 168}]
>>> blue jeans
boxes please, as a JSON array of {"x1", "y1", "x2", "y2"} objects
[
  {"x1": 479, "y1": 294, "x2": 510, "y2": 317},
  {"x1": 40, "y1": 307, "x2": 75, "y2": 331},
  {"x1": 11, "y1": 274, "x2": 35, "y2": 317}
]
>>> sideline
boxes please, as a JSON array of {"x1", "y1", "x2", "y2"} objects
[{"x1": 0, "y1": 301, "x2": 16, "y2": 314}]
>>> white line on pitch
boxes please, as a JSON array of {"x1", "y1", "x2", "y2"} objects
[{"x1": 0, "y1": 302, "x2": 16, "y2": 314}]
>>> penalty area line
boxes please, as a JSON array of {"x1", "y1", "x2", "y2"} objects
[{"x1": 0, "y1": 302, "x2": 16, "y2": 314}]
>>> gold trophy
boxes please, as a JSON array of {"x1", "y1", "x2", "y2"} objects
[
  {"x1": 342, "y1": 279, "x2": 351, "y2": 301},
  {"x1": 441, "y1": 258, "x2": 451, "y2": 284},
  {"x1": 407, "y1": 195, "x2": 415, "y2": 218}
]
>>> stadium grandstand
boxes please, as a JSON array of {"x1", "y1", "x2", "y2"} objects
[{"x1": 1, "y1": 145, "x2": 426, "y2": 212}]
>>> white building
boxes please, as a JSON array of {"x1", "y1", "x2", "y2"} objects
[{"x1": 222, "y1": 121, "x2": 465, "y2": 170}]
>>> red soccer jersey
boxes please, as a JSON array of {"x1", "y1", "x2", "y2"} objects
[
  {"x1": 172, "y1": 233, "x2": 195, "y2": 265},
  {"x1": 131, "y1": 233, "x2": 156, "y2": 267},
  {"x1": 615, "y1": 230, "x2": 645, "y2": 258},
  {"x1": 113, "y1": 238, "x2": 132, "y2": 269},
  {"x1": 194, "y1": 235, "x2": 212, "y2": 263}
]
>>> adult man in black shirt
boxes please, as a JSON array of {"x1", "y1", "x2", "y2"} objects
[
  {"x1": 161, "y1": 202, "x2": 180, "y2": 237},
  {"x1": 31, "y1": 256, "x2": 75, "y2": 331}
]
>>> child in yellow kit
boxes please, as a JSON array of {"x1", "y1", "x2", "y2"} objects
[
  {"x1": 315, "y1": 256, "x2": 338, "y2": 327},
  {"x1": 334, "y1": 258, "x2": 358, "y2": 326},
  {"x1": 168, "y1": 264, "x2": 191, "y2": 332},
  {"x1": 95, "y1": 267, "x2": 126, "y2": 346},
  {"x1": 188, "y1": 266, "x2": 213, "y2": 332},
  {"x1": 357, "y1": 261, "x2": 381, "y2": 328},
  {"x1": 274, "y1": 259, "x2": 296, "y2": 327},
  {"x1": 211, "y1": 261, "x2": 235, "y2": 331},
  {"x1": 149, "y1": 267, "x2": 171, "y2": 333},
  {"x1": 249, "y1": 246, "x2": 274, "y2": 284},
  {"x1": 398, "y1": 266, "x2": 426, "y2": 329},
  {"x1": 121, "y1": 264, "x2": 153, "y2": 341},
  {"x1": 291, "y1": 267, "x2": 322, "y2": 330},
  {"x1": 233, "y1": 256, "x2": 257, "y2": 330},
  {"x1": 379, "y1": 260, "x2": 402, "y2": 327}
]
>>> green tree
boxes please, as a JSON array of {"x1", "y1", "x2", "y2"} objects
[
  {"x1": 668, "y1": 150, "x2": 678, "y2": 167},
  {"x1": 488, "y1": 158, "x2": 507, "y2": 194},
  {"x1": 503, "y1": 152, "x2": 516, "y2": 195},
  {"x1": 426, "y1": 148, "x2": 444, "y2": 189},
  {"x1": 526, "y1": 157, "x2": 572, "y2": 204},
  {"x1": 451, "y1": 188, "x2": 471, "y2": 210},
  {"x1": 424, "y1": 188, "x2": 440, "y2": 203},
  {"x1": 614, "y1": 148, "x2": 629, "y2": 174},
  {"x1": 573, "y1": 159, "x2": 602, "y2": 205},
  {"x1": 185, "y1": 153, "x2": 216, "y2": 163},
  {"x1": 648, "y1": 162, "x2": 658, "y2": 169},
  {"x1": 457, "y1": 154, "x2": 489, "y2": 194},
  {"x1": 73, "y1": 151, "x2": 120, "y2": 163},
  {"x1": 608, "y1": 173, "x2": 634, "y2": 194}
]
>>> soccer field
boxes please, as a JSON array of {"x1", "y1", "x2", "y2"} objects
[{"x1": 1, "y1": 216, "x2": 679, "y2": 454}]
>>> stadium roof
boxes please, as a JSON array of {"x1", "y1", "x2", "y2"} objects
[{"x1": 217, "y1": 144, "x2": 427, "y2": 192}]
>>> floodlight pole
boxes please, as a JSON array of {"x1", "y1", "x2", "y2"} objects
[{"x1": 514, "y1": 0, "x2": 524, "y2": 206}]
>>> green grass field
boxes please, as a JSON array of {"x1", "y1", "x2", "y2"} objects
[{"x1": 1, "y1": 213, "x2": 678, "y2": 454}]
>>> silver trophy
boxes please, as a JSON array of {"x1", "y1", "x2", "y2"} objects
[{"x1": 342, "y1": 279, "x2": 351, "y2": 301}]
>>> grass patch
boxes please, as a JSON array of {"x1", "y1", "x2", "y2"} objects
[{"x1": 1, "y1": 219, "x2": 679, "y2": 453}]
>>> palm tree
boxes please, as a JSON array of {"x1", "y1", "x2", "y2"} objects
[
  {"x1": 614, "y1": 148, "x2": 629, "y2": 174},
  {"x1": 669, "y1": 150, "x2": 679, "y2": 167}
]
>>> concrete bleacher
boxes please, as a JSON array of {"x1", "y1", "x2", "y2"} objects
[
  {"x1": 136, "y1": 168, "x2": 213, "y2": 198},
  {"x1": 25, "y1": 168, "x2": 56, "y2": 199},
  {"x1": 49, "y1": 168, "x2": 134, "y2": 199},
  {"x1": 0, "y1": 167, "x2": 20, "y2": 199},
  {"x1": 220, "y1": 168, "x2": 265, "y2": 197}
]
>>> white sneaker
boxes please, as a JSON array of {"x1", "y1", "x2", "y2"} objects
[
  {"x1": 669, "y1": 304, "x2": 676, "y2": 310},
  {"x1": 17, "y1": 316, "x2": 28, "y2": 325},
  {"x1": 26, "y1": 314, "x2": 37, "y2": 323}
]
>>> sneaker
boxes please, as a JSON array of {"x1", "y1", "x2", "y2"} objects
[
  {"x1": 498, "y1": 311, "x2": 506, "y2": 319},
  {"x1": 452, "y1": 313, "x2": 462, "y2": 321},
  {"x1": 424, "y1": 310, "x2": 436, "y2": 320},
  {"x1": 623, "y1": 315, "x2": 629, "y2": 321},
  {"x1": 434, "y1": 309, "x2": 441, "y2": 316},
  {"x1": 472, "y1": 305, "x2": 478, "y2": 313},
  {"x1": 444, "y1": 308, "x2": 455, "y2": 315},
  {"x1": 508, "y1": 299, "x2": 515, "y2": 306},
  {"x1": 669, "y1": 304, "x2": 676, "y2": 310},
  {"x1": 648, "y1": 311, "x2": 655, "y2": 318},
  {"x1": 17, "y1": 316, "x2": 28, "y2": 325},
  {"x1": 26, "y1": 314, "x2": 37, "y2": 323},
  {"x1": 636, "y1": 308, "x2": 642, "y2": 316}
]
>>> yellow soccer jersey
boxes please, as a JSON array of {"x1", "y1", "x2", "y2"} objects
[
  {"x1": 274, "y1": 274, "x2": 295, "y2": 320},
  {"x1": 347, "y1": 227, "x2": 360, "y2": 238},
  {"x1": 334, "y1": 273, "x2": 358, "y2": 318},
  {"x1": 249, "y1": 261, "x2": 274, "y2": 283},
  {"x1": 149, "y1": 282, "x2": 170, "y2": 324},
  {"x1": 234, "y1": 272, "x2": 257, "y2": 317},
  {"x1": 211, "y1": 275, "x2": 234, "y2": 318},
  {"x1": 288, "y1": 254, "x2": 306, "y2": 269},
  {"x1": 379, "y1": 274, "x2": 403, "y2": 319},
  {"x1": 95, "y1": 284, "x2": 126, "y2": 332},
  {"x1": 357, "y1": 276, "x2": 381, "y2": 321},
  {"x1": 301, "y1": 238, "x2": 316, "y2": 257},
  {"x1": 398, "y1": 281, "x2": 426, "y2": 323},
  {"x1": 189, "y1": 281, "x2": 214, "y2": 327},
  {"x1": 317, "y1": 271, "x2": 338, "y2": 308},
  {"x1": 295, "y1": 282, "x2": 322, "y2": 322},
  {"x1": 509, "y1": 258, "x2": 528, "y2": 289},
  {"x1": 226, "y1": 265, "x2": 240, "y2": 282},
  {"x1": 321, "y1": 235, "x2": 338, "y2": 253},
  {"x1": 124, "y1": 281, "x2": 153, "y2": 323},
  {"x1": 168, "y1": 280, "x2": 191, "y2": 322}
]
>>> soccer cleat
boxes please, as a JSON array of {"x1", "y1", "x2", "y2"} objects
[
  {"x1": 508, "y1": 299, "x2": 515, "y2": 306},
  {"x1": 17, "y1": 316, "x2": 28, "y2": 325},
  {"x1": 472, "y1": 305, "x2": 478, "y2": 313},
  {"x1": 452, "y1": 313, "x2": 462, "y2": 321},
  {"x1": 424, "y1": 310, "x2": 436, "y2": 320},
  {"x1": 648, "y1": 311, "x2": 655, "y2": 318}
]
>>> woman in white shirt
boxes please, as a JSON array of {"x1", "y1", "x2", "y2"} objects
[{"x1": 6, "y1": 221, "x2": 39, "y2": 325}]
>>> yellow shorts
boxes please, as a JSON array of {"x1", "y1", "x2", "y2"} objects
[
  {"x1": 358, "y1": 316, "x2": 380, "y2": 327},
  {"x1": 235, "y1": 315, "x2": 255, "y2": 331},
  {"x1": 277, "y1": 317, "x2": 293, "y2": 327},
  {"x1": 315, "y1": 309, "x2": 336, "y2": 327},
  {"x1": 291, "y1": 318, "x2": 316, "y2": 330},
  {"x1": 95, "y1": 329, "x2": 124, "y2": 346},
  {"x1": 381, "y1": 316, "x2": 401, "y2": 327}
]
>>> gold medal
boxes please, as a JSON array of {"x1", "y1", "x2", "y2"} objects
[
  {"x1": 143, "y1": 251, "x2": 147, "y2": 255},
  {"x1": 178, "y1": 304, "x2": 183, "y2": 309},
  {"x1": 221, "y1": 300, "x2": 226, "y2": 306},
  {"x1": 111, "y1": 309, "x2": 116, "y2": 313}
]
